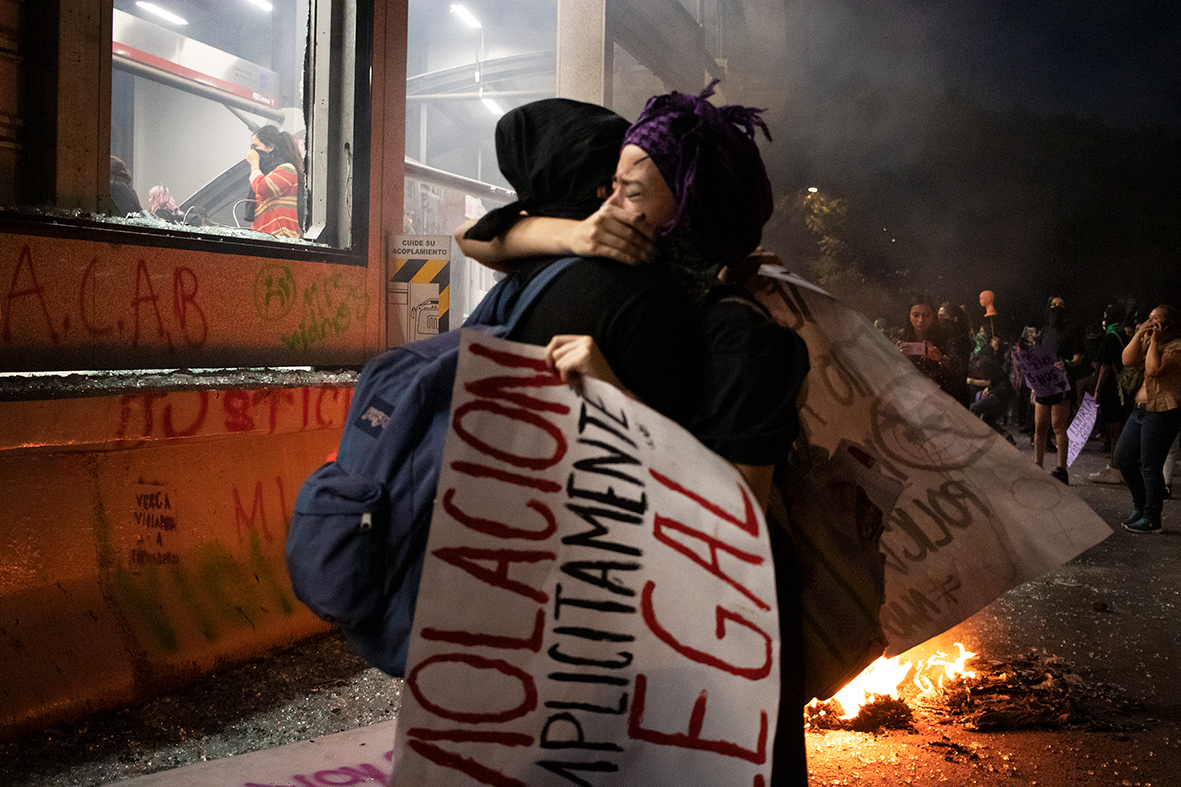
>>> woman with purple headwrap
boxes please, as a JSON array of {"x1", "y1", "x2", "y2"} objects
[
  {"x1": 456, "y1": 97, "x2": 705, "y2": 427},
  {"x1": 459, "y1": 82, "x2": 809, "y2": 786}
]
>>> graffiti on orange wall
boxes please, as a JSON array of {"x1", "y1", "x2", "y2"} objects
[
  {"x1": 108, "y1": 473, "x2": 305, "y2": 654},
  {"x1": 1, "y1": 245, "x2": 209, "y2": 349},
  {"x1": 112, "y1": 386, "x2": 353, "y2": 446},
  {"x1": 0, "y1": 239, "x2": 373, "y2": 359},
  {"x1": 254, "y1": 263, "x2": 299, "y2": 322},
  {"x1": 232, "y1": 475, "x2": 289, "y2": 545},
  {"x1": 280, "y1": 270, "x2": 369, "y2": 351}
]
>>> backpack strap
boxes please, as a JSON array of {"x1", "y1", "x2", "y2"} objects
[{"x1": 503, "y1": 256, "x2": 578, "y2": 332}]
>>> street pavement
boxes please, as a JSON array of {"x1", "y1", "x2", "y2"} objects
[
  {"x1": 804, "y1": 435, "x2": 1181, "y2": 786},
  {"x1": 3, "y1": 430, "x2": 1179, "y2": 787}
]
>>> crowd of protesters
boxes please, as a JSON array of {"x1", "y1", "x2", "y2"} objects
[{"x1": 880, "y1": 291, "x2": 1181, "y2": 533}]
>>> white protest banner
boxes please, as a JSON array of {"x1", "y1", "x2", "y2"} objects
[
  {"x1": 391, "y1": 331, "x2": 780, "y2": 786},
  {"x1": 1067, "y1": 392, "x2": 1099, "y2": 467},
  {"x1": 750, "y1": 267, "x2": 1111, "y2": 665},
  {"x1": 1016, "y1": 343, "x2": 1071, "y2": 398}
]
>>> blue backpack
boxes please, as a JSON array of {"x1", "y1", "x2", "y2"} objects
[{"x1": 286, "y1": 258, "x2": 576, "y2": 675}]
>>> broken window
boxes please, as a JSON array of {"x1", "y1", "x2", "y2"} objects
[{"x1": 107, "y1": 0, "x2": 360, "y2": 247}]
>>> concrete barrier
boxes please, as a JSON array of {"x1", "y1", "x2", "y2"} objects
[{"x1": 0, "y1": 384, "x2": 355, "y2": 738}]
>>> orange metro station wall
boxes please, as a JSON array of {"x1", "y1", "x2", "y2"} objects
[
  {"x1": 0, "y1": 384, "x2": 353, "y2": 738},
  {"x1": 0, "y1": 226, "x2": 391, "y2": 738},
  {"x1": 0, "y1": 231, "x2": 383, "y2": 372},
  {"x1": 0, "y1": 0, "x2": 410, "y2": 740}
]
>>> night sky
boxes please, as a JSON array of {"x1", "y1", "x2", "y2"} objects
[
  {"x1": 766, "y1": 0, "x2": 1181, "y2": 328},
  {"x1": 935, "y1": 1, "x2": 1179, "y2": 131},
  {"x1": 787, "y1": 0, "x2": 1181, "y2": 132}
]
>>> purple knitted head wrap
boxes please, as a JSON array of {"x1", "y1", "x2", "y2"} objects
[{"x1": 622, "y1": 80, "x2": 773, "y2": 269}]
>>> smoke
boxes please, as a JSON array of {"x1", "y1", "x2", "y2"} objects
[{"x1": 737, "y1": 0, "x2": 1181, "y2": 327}]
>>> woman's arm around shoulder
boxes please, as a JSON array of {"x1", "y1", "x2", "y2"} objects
[{"x1": 455, "y1": 205, "x2": 652, "y2": 270}]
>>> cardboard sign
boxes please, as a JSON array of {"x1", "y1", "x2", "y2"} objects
[
  {"x1": 1066, "y1": 392, "x2": 1099, "y2": 467},
  {"x1": 750, "y1": 267, "x2": 1111, "y2": 660},
  {"x1": 1016, "y1": 343, "x2": 1071, "y2": 398},
  {"x1": 391, "y1": 331, "x2": 780, "y2": 786}
]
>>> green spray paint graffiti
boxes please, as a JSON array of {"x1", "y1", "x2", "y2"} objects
[
  {"x1": 254, "y1": 264, "x2": 298, "y2": 322},
  {"x1": 113, "y1": 529, "x2": 299, "y2": 653},
  {"x1": 100, "y1": 475, "x2": 304, "y2": 656},
  {"x1": 281, "y1": 272, "x2": 368, "y2": 351}
]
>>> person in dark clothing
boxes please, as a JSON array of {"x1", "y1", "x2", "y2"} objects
[
  {"x1": 505, "y1": 255, "x2": 703, "y2": 425},
  {"x1": 610, "y1": 83, "x2": 808, "y2": 786},
  {"x1": 1088, "y1": 303, "x2": 1130, "y2": 483},
  {"x1": 968, "y1": 332, "x2": 1016, "y2": 443},
  {"x1": 693, "y1": 270, "x2": 810, "y2": 468},
  {"x1": 108, "y1": 156, "x2": 142, "y2": 216},
  {"x1": 1034, "y1": 295, "x2": 1085, "y2": 484},
  {"x1": 456, "y1": 98, "x2": 703, "y2": 426},
  {"x1": 461, "y1": 84, "x2": 810, "y2": 786},
  {"x1": 938, "y1": 301, "x2": 973, "y2": 406}
]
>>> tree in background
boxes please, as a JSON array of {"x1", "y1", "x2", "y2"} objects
[{"x1": 764, "y1": 186, "x2": 900, "y2": 325}]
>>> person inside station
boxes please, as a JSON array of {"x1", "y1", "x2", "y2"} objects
[
  {"x1": 148, "y1": 185, "x2": 180, "y2": 222},
  {"x1": 108, "y1": 155, "x2": 143, "y2": 216},
  {"x1": 246, "y1": 125, "x2": 304, "y2": 239}
]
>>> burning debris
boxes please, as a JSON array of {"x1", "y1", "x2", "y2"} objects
[
  {"x1": 806, "y1": 645, "x2": 1141, "y2": 734},
  {"x1": 806, "y1": 643, "x2": 975, "y2": 733},
  {"x1": 806, "y1": 693, "x2": 915, "y2": 732},
  {"x1": 932, "y1": 652, "x2": 1142, "y2": 732}
]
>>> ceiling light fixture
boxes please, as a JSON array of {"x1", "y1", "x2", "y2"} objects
[
  {"x1": 245, "y1": 0, "x2": 274, "y2": 11},
  {"x1": 135, "y1": 1, "x2": 189, "y2": 25},
  {"x1": 482, "y1": 97, "x2": 505, "y2": 116},
  {"x1": 450, "y1": 4, "x2": 482, "y2": 29}
]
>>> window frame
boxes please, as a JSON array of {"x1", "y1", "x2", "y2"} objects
[{"x1": 3, "y1": 0, "x2": 375, "y2": 267}]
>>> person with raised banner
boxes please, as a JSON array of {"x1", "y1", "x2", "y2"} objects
[{"x1": 455, "y1": 81, "x2": 810, "y2": 785}]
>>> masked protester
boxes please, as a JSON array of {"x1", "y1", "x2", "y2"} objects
[
  {"x1": 1034, "y1": 295, "x2": 1084, "y2": 484},
  {"x1": 1088, "y1": 303, "x2": 1131, "y2": 483},
  {"x1": 246, "y1": 126, "x2": 304, "y2": 238}
]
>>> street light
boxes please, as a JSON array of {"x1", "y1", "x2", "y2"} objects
[
  {"x1": 135, "y1": 2, "x2": 188, "y2": 25},
  {"x1": 450, "y1": 4, "x2": 482, "y2": 28},
  {"x1": 450, "y1": 4, "x2": 500, "y2": 116}
]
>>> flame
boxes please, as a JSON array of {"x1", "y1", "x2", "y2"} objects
[{"x1": 822, "y1": 642, "x2": 977, "y2": 719}]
